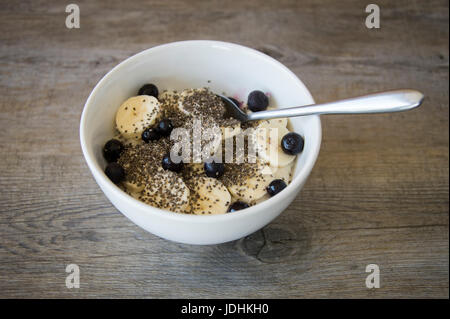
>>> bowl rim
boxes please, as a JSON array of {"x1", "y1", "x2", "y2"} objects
[{"x1": 80, "y1": 40, "x2": 322, "y2": 222}]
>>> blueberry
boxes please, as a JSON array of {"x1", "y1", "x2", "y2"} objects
[
  {"x1": 155, "y1": 119, "x2": 173, "y2": 137},
  {"x1": 266, "y1": 179, "x2": 287, "y2": 197},
  {"x1": 141, "y1": 128, "x2": 159, "y2": 143},
  {"x1": 105, "y1": 162, "x2": 125, "y2": 184},
  {"x1": 247, "y1": 90, "x2": 269, "y2": 112},
  {"x1": 138, "y1": 83, "x2": 159, "y2": 98},
  {"x1": 162, "y1": 153, "x2": 183, "y2": 172},
  {"x1": 204, "y1": 161, "x2": 225, "y2": 178},
  {"x1": 103, "y1": 139, "x2": 123, "y2": 162},
  {"x1": 228, "y1": 201, "x2": 250, "y2": 212},
  {"x1": 281, "y1": 132, "x2": 304, "y2": 155}
]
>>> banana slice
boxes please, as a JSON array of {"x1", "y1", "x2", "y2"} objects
[
  {"x1": 267, "y1": 117, "x2": 288, "y2": 128},
  {"x1": 252, "y1": 120, "x2": 295, "y2": 168},
  {"x1": 177, "y1": 88, "x2": 202, "y2": 115},
  {"x1": 141, "y1": 169, "x2": 190, "y2": 213},
  {"x1": 159, "y1": 90, "x2": 182, "y2": 109},
  {"x1": 115, "y1": 95, "x2": 160, "y2": 138},
  {"x1": 114, "y1": 132, "x2": 142, "y2": 146},
  {"x1": 271, "y1": 163, "x2": 294, "y2": 183},
  {"x1": 266, "y1": 107, "x2": 288, "y2": 128},
  {"x1": 188, "y1": 163, "x2": 205, "y2": 172},
  {"x1": 182, "y1": 163, "x2": 205, "y2": 180},
  {"x1": 253, "y1": 193, "x2": 271, "y2": 205},
  {"x1": 225, "y1": 161, "x2": 274, "y2": 203},
  {"x1": 189, "y1": 177, "x2": 231, "y2": 215},
  {"x1": 234, "y1": 162, "x2": 293, "y2": 205},
  {"x1": 159, "y1": 90, "x2": 176, "y2": 100},
  {"x1": 123, "y1": 180, "x2": 145, "y2": 193}
]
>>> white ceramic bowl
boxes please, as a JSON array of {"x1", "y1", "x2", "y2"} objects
[{"x1": 80, "y1": 40, "x2": 321, "y2": 245}]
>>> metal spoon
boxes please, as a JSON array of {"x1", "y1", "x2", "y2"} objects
[{"x1": 218, "y1": 89, "x2": 424, "y2": 122}]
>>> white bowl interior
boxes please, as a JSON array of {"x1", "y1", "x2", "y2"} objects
[{"x1": 80, "y1": 41, "x2": 321, "y2": 244}]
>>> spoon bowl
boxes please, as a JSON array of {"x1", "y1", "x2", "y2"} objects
[{"x1": 218, "y1": 95, "x2": 249, "y2": 122}]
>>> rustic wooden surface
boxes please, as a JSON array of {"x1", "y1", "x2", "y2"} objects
[{"x1": 0, "y1": 0, "x2": 448, "y2": 299}]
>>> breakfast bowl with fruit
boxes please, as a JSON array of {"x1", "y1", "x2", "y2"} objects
[{"x1": 80, "y1": 40, "x2": 422, "y2": 245}]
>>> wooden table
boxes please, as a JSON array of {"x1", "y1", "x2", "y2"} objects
[{"x1": 0, "y1": 0, "x2": 448, "y2": 298}]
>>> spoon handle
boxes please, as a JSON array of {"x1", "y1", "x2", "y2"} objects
[{"x1": 247, "y1": 89, "x2": 424, "y2": 121}]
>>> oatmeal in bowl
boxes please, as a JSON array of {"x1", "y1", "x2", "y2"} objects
[{"x1": 103, "y1": 84, "x2": 305, "y2": 215}]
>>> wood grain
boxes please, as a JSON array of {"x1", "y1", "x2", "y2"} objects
[{"x1": 0, "y1": 0, "x2": 448, "y2": 298}]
